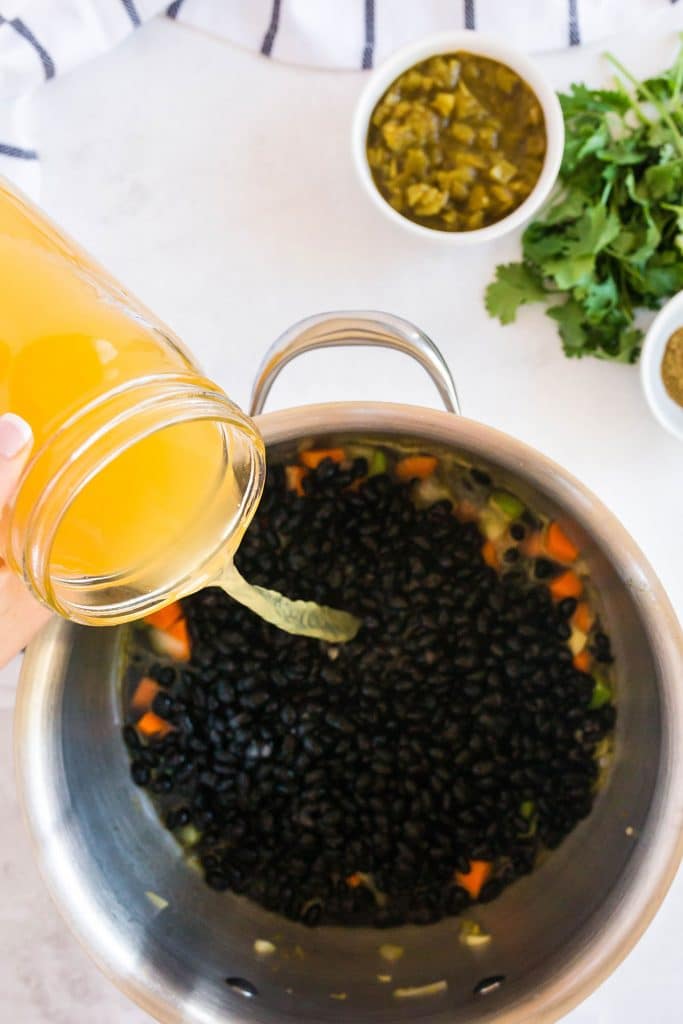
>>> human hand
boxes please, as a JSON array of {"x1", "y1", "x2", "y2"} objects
[{"x1": 0, "y1": 414, "x2": 52, "y2": 668}]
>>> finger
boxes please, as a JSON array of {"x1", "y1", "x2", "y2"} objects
[
  {"x1": 0, "y1": 414, "x2": 45, "y2": 666},
  {"x1": 0, "y1": 413, "x2": 32, "y2": 504},
  {"x1": 0, "y1": 569, "x2": 52, "y2": 666}
]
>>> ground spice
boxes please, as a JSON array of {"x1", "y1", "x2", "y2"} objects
[{"x1": 661, "y1": 328, "x2": 683, "y2": 407}]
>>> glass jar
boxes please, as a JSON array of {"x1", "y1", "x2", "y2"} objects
[{"x1": 0, "y1": 180, "x2": 265, "y2": 624}]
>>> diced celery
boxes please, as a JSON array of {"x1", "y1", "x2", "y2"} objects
[
  {"x1": 520, "y1": 800, "x2": 535, "y2": 820},
  {"x1": 145, "y1": 890, "x2": 169, "y2": 911},
  {"x1": 489, "y1": 490, "x2": 525, "y2": 521},
  {"x1": 589, "y1": 674, "x2": 613, "y2": 710},
  {"x1": 459, "y1": 919, "x2": 491, "y2": 946},
  {"x1": 178, "y1": 824, "x2": 201, "y2": 847},
  {"x1": 518, "y1": 801, "x2": 537, "y2": 837},
  {"x1": 414, "y1": 476, "x2": 451, "y2": 508},
  {"x1": 479, "y1": 508, "x2": 507, "y2": 541},
  {"x1": 379, "y1": 943, "x2": 405, "y2": 963},
  {"x1": 369, "y1": 450, "x2": 388, "y2": 476}
]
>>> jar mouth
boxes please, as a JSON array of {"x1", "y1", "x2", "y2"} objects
[{"x1": 7, "y1": 373, "x2": 265, "y2": 625}]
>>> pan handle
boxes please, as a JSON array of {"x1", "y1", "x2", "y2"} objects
[{"x1": 248, "y1": 311, "x2": 460, "y2": 416}]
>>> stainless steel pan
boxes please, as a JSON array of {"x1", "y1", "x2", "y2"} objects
[{"x1": 15, "y1": 313, "x2": 683, "y2": 1024}]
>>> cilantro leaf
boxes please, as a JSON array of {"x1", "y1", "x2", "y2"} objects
[
  {"x1": 547, "y1": 300, "x2": 587, "y2": 355},
  {"x1": 484, "y1": 263, "x2": 547, "y2": 325},
  {"x1": 644, "y1": 160, "x2": 683, "y2": 198}
]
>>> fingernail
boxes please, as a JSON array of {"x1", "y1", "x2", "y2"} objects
[{"x1": 0, "y1": 413, "x2": 32, "y2": 459}]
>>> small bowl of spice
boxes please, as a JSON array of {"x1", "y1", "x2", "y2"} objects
[
  {"x1": 641, "y1": 290, "x2": 683, "y2": 440},
  {"x1": 352, "y1": 31, "x2": 564, "y2": 243}
]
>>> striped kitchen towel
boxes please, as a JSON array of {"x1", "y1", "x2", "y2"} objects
[{"x1": 1, "y1": 0, "x2": 682, "y2": 198}]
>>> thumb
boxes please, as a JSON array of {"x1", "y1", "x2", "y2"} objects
[{"x1": 0, "y1": 413, "x2": 32, "y2": 503}]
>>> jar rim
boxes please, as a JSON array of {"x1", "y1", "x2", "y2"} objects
[{"x1": 7, "y1": 373, "x2": 265, "y2": 624}]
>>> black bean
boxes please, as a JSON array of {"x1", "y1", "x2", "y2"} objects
[
  {"x1": 205, "y1": 870, "x2": 230, "y2": 891},
  {"x1": 243, "y1": 690, "x2": 269, "y2": 709},
  {"x1": 534, "y1": 557, "x2": 558, "y2": 579},
  {"x1": 301, "y1": 902, "x2": 322, "y2": 926},
  {"x1": 326, "y1": 712, "x2": 354, "y2": 734},
  {"x1": 152, "y1": 691, "x2": 174, "y2": 718},
  {"x1": 558, "y1": 597, "x2": 578, "y2": 618},
  {"x1": 444, "y1": 885, "x2": 469, "y2": 916},
  {"x1": 123, "y1": 724, "x2": 141, "y2": 750},
  {"x1": 130, "y1": 761, "x2": 150, "y2": 786}
]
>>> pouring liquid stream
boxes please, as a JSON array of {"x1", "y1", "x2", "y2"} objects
[{"x1": 212, "y1": 561, "x2": 361, "y2": 643}]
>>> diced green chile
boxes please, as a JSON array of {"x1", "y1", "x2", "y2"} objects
[{"x1": 366, "y1": 52, "x2": 546, "y2": 232}]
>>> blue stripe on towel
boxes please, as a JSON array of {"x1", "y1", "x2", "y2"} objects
[
  {"x1": 261, "y1": 0, "x2": 282, "y2": 56},
  {"x1": 0, "y1": 142, "x2": 38, "y2": 159},
  {"x1": 362, "y1": 0, "x2": 375, "y2": 69},
  {"x1": 568, "y1": 0, "x2": 581, "y2": 44},
  {"x1": 464, "y1": 0, "x2": 476, "y2": 30},
  {"x1": 167, "y1": 0, "x2": 187, "y2": 18},
  {"x1": 0, "y1": 16, "x2": 55, "y2": 79},
  {"x1": 120, "y1": 0, "x2": 142, "y2": 27}
]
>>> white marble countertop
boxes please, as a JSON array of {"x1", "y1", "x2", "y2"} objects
[{"x1": 2, "y1": 11, "x2": 683, "y2": 1022}]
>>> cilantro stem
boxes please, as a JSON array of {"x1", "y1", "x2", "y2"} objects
[
  {"x1": 604, "y1": 50, "x2": 683, "y2": 158},
  {"x1": 614, "y1": 78, "x2": 650, "y2": 127},
  {"x1": 673, "y1": 34, "x2": 683, "y2": 105}
]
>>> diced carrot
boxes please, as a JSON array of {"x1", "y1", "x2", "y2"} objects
[
  {"x1": 455, "y1": 499, "x2": 480, "y2": 523},
  {"x1": 131, "y1": 676, "x2": 161, "y2": 713},
  {"x1": 300, "y1": 448, "x2": 346, "y2": 469},
  {"x1": 346, "y1": 873, "x2": 363, "y2": 888},
  {"x1": 573, "y1": 649, "x2": 593, "y2": 673},
  {"x1": 348, "y1": 476, "x2": 367, "y2": 493},
  {"x1": 395, "y1": 455, "x2": 438, "y2": 482},
  {"x1": 546, "y1": 522, "x2": 580, "y2": 563},
  {"x1": 550, "y1": 570, "x2": 583, "y2": 601},
  {"x1": 137, "y1": 711, "x2": 174, "y2": 739},
  {"x1": 144, "y1": 601, "x2": 184, "y2": 631},
  {"x1": 285, "y1": 465, "x2": 306, "y2": 496},
  {"x1": 572, "y1": 601, "x2": 594, "y2": 634},
  {"x1": 521, "y1": 531, "x2": 545, "y2": 558},
  {"x1": 481, "y1": 540, "x2": 499, "y2": 570},
  {"x1": 455, "y1": 860, "x2": 493, "y2": 899}
]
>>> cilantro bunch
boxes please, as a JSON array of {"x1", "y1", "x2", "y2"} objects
[{"x1": 485, "y1": 42, "x2": 683, "y2": 362}]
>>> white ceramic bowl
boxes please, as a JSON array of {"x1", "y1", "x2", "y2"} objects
[
  {"x1": 352, "y1": 31, "x2": 564, "y2": 245},
  {"x1": 640, "y1": 290, "x2": 683, "y2": 440}
]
